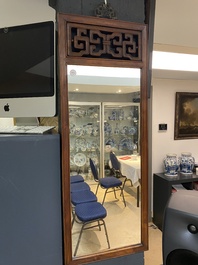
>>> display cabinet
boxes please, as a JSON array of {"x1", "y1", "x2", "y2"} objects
[
  {"x1": 69, "y1": 102, "x2": 139, "y2": 179},
  {"x1": 69, "y1": 102, "x2": 101, "y2": 180},
  {"x1": 103, "y1": 102, "x2": 139, "y2": 170}
]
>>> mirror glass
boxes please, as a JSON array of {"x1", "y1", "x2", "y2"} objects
[{"x1": 68, "y1": 65, "x2": 141, "y2": 258}]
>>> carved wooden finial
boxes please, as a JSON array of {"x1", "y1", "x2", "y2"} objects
[{"x1": 95, "y1": 1, "x2": 117, "y2": 19}]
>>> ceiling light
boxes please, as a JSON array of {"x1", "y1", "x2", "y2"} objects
[
  {"x1": 68, "y1": 65, "x2": 140, "y2": 78},
  {"x1": 152, "y1": 51, "x2": 198, "y2": 72},
  {"x1": 116, "y1": 90, "x2": 122, "y2": 93}
]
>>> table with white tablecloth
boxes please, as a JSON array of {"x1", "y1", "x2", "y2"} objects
[
  {"x1": 117, "y1": 155, "x2": 141, "y2": 207},
  {"x1": 117, "y1": 155, "x2": 141, "y2": 187}
]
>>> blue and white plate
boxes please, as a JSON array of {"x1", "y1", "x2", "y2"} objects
[
  {"x1": 74, "y1": 153, "x2": 87, "y2": 167},
  {"x1": 128, "y1": 126, "x2": 137, "y2": 135}
]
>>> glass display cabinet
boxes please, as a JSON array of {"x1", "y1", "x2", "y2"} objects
[
  {"x1": 103, "y1": 102, "x2": 139, "y2": 171},
  {"x1": 69, "y1": 102, "x2": 101, "y2": 180},
  {"x1": 69, "y1": 102, "x2": 139, "y2": 179}
]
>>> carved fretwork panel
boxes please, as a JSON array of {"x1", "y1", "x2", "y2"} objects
[{"x1": 66, "y1": 22, "x2": 142, "y2": 61}]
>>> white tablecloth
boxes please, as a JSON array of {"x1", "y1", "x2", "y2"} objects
[{"x1": 117, "y1": 155, "x2": 141, "y2": 187}]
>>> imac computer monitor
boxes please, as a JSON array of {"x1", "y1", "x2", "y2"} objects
[{"x1": 0, "y1": 21, "x2": 56, "y2": 118}]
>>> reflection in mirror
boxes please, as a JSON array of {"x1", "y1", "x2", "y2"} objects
[{"x1": 68, "y1": 65, "x2": 141, "y2": 258}]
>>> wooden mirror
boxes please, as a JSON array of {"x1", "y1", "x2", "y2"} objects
[{"x1": 58, "y1": 13, "x2": 148, "y2": 265}]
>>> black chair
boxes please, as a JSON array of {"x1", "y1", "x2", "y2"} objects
[
  {"x1": 110, "y1": 151, "x2": 140, "y2": 207},
  {"x1": 73, "y1": 201, "x2": 110, "y2": 256},
  {"x1": 89, "y1": 158, "x2": 126, "y2": 207}
]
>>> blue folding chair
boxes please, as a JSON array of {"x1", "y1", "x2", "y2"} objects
[
  {"x1": 109, "y1": 151, "x2": 123, "y2": 178},
  {"x1": 73, "y1": 201, "x2": 110, "y2": 256},
  {"x1": 110, "y1": 151, "x2": 130, "y2": 185},
  {"x1": 89, "y1": 158, "x2": 126, "y2": 207},
  {"x1": 70, "y1": 174, "x2": 84, "y2": 184},
  {"x1": 71, "y1": 190, "x2": 97, "y2": 206},
  {"x1": 71, "y1": 190, "x2": 97, "y2": 226},
  {"x1": 71, "y1": 182, "x2": 90, "y2": 193},
  {"x1": 110, "y1": 151, "x2": 140, "y2": 207}
]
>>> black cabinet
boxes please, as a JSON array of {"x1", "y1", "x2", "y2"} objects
[{"x1": 153, "y1": 172, "x2": 198, "y2": 231}]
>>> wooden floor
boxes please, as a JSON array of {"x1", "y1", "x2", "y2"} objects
[
  {"x1": 71, "y1": 178, "x2": 163, "y2": 264},
  {"x1": 144, "y1": 223, "x2": 163, "y2": 265},
  {"x1": 72, "y1": 179, "x2": 141, "y2": 257}
]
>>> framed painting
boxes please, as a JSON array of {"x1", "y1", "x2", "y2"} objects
[{"x1": 174, "y1": 92, "x2": 198, "y2": 139}]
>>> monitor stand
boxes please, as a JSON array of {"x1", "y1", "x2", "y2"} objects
[{"x1": 14, "y1": 117, "x2": 39, "y2": 126}]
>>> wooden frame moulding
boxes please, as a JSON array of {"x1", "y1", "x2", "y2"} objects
[{"x1": 58, "y1": 13, "x2": 149, "y2": 265}]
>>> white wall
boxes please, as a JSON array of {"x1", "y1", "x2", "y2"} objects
[
  {"x1": 0, "y1": 0, "x2": 55, "y2": 27},
  {"x1": 152, "y1": 78, "x2": 198, "y2": 175},
  {"x1": 0, "y1": 0, "x2": 55, "y2": 125},
  {"x1": 154, "y1": 0, "x2": 198, "y2": 49}
]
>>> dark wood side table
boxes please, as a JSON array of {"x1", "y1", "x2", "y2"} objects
[{"x1": 153, "y1": 172, "x2": 198, "y2": 231}]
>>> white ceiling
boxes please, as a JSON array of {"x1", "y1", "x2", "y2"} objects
[
  {"x1": 69, "y1": 1, "x2": 198, "y2": 91},
  {"x1": 152, "y1": 0, "x2": 198, "y2": 80}
]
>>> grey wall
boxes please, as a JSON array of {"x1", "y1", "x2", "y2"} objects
[
  {"x1": 69, "y1": 92, "x2": 138, "y2": 103},
  {"x1": 88, "y1": 253, "x2": 144, "y2": 265},
  {"x1": 49, "y1": 0, "x2": 145, "y2": 23},
  {"x1": 0, "y1": 134, "x2": 63, "y2": 265}
]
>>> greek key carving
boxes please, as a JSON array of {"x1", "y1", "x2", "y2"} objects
[{"x1": 67, "y1": 23, "x2": 141, "y2": 61}]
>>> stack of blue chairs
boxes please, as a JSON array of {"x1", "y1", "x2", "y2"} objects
[
  {"x1": 70, "y1": 174, "x2": 110, "y2": 256},
  {"x1": 70, "y1": 174, "x2": 84, "y2": 184}
]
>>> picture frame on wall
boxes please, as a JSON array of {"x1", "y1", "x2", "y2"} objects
[{"x1": 174, "y1": 92, "x2": 198, "y2": 140}]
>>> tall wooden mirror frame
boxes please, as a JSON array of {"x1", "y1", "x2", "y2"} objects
[{"x1": 58, "y1": 13, "x2": 148, "y2": 265}]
